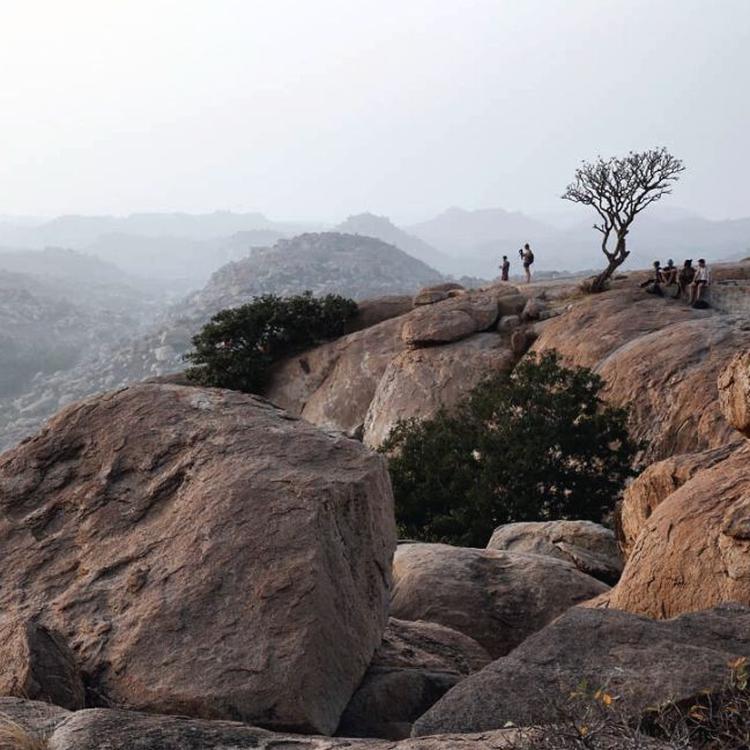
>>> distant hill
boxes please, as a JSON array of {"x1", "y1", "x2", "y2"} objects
[
  {"x1": 335, "y1": 213, "x2": 452, "y2": 272},
  {"x1": 181, "y1": 232, "x2": 443, "y2": 317},
  {"x1": 405, "y1": 206, "x2": 750, "y2": 277},
  {"x1": 407, "y1": 207, "x2": 554, "y2": 254},
  {"x1": 0, "y1": 211, "x2": 316, "y2": 247},
  {"x1": 0, "y1": 246, "x2": 161, "y2": 312}
]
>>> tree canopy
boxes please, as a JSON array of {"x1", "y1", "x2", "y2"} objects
[
  {"x1": 185, "y1": 292, "x2": 357, "y2": 394},
  {"x1": 562, "y1": 148, "x2": 685, "y2": 292},
  {"x1": 382, "y1": 351, "x2": 639, "y2": 546}
]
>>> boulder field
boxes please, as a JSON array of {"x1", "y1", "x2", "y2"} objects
[
  {"x1": 0, "y1": 697, "x2": 526, "y2": 750},
  {"x1": 265, "y1": 284, "x2": 534, "y2": 447},
  {"x1": 4, "y1": 266, "x2": 750, "y2": 748},
  {"x1": 0, "y1": 383, "x2": 396, "y2": 735},
  {"x1": 414, "y1": 603, "x2": 750, "y2": 736},
  {"x1": 390, "y1": 543, "x2": 607, "y2": 658}
]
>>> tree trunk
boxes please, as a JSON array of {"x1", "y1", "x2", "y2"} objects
[{"x1": 590, "y1": 235, "x2": 628, "y2": 293}]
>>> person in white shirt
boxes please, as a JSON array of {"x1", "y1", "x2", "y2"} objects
[{"x1": 689, "y1": 258, "x2": 711, "y2": 305}]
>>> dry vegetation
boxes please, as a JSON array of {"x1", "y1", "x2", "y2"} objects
[
  {"x1": 512, "y1": 660, "x2": 750, "y2": 749},
  {"x1": 0, "y1": 716, "x2": 47, "y2": 750}
]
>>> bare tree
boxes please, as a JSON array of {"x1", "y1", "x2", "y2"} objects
[{"x1": 562, "y1": 147, "x2": 685, "y2": 292}]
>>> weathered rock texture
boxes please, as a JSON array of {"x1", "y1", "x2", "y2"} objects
[
  {"x1": 0, "y1": 618, "x2": 84, "y2": 710},
  {"x1": 603, "y1": 443, "x2": 750, "y2": 618},
  {"x1": 267, "y1": 285, "x2": 526, "y2": 447},
  {"x1": 337, "y1": 618, "x2": 491, "y2": 739},
  {"x1": 390, "y1": 543, "x2": 607, "y2": 658},
  {"x1": 487, "y1": 520, "x2": 622, "y2": 585},
  {"x1": 619, "y1": 445, "x2": 735, "y2": 556},
  {"x1": 0, "y1": 384, "x2": 396, "y2": 735},
  {"x1": 401, "y1": 293, "x2": 499, "y2": 347},
  {"x1": 13, "y1": 702, "x2": 525, "y2": 750},
  {"x1": 363, "y1": 335, "x2": 514, "y2": 448},
  {"x1": 532, "y1": 287, "x2": 750, "y2": 461},
  {"x1": 414, "y1": 603, "x2": 750, "y2": 736},
  {"x1": 718, "y1": 350, "x2": 750, "y2": 436}
]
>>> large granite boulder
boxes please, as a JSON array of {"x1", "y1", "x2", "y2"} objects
[
  {"x1": 487, "y1": 520, "x2": 622, "y2": 584},
  {"x1": 532, "y1": 289, "x2": 750, "y2": 461},
  {"x1": 390, "y1": 543, "x2": 607, "y2": 658},
  {"x1": 414, "y1": 603, "x2": 750, "y2": 736},
  {"x1": 603, "y1": 442, "x2": 750, "y2": 618},
  {"x1": 363, "y1": 334, "x2": 515, "y2": 448},
  {"x1": 16, "y1": 703, "x2": 526, "y2": 750},
  {"x1": 0, "y1": 617, "x2": 84, "y2": 710},
  {"x1": 718, "y1": 350, "x2": 750, "y2": 436},
  {"x1": 401, "y1": 294, "x2": 500, "y2": 347},
  {"x1": 337, "y1": 618, "x2": 491, "y2": 739},
  {"x1": 0, "y1": 384, "x2": 396, "y2": 735},
  {"x1": 266, "y1": 314, "x2": 407, "y2": 437},
  {"x1": 344, "y1": 296, "x2": 414, "y2": 333},
  {"x1": 619, "y1": 445, "x2": 735, "y2": 556}
]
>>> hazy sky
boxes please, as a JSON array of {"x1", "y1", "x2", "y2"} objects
[{"x1": 0, "y1": 0, "x2": 748, "y2": 222}]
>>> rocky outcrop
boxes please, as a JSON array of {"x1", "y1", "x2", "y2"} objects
[
  {"x1": 619, "y1": 445, "x2": 735, "y2": 556},
  {"x1": 718, "y1": 350, "x2": 750, "y2": 436},
  {"x1": 337, "y1": 619, "x2": 490, "y2": 739},
  {"x1": 487, "y1": 520, "x2": 622, "y2": 585},
  {"x1": 390, "y1": 543, "x2": 608, "y2": 658},
  {"x1": 363, "y1": 335, "x2": 515, "y2": 448},
  {"x1": 413, "y1": 603, "x2": 750, "y2": 736},
  {"x1": 268, "y1": 287, "x2": 525, "y2": 447},
  {"x1": 532, "y1": 286, "x2": 750, "y2": 461},
  {"x1": 267, "y1": 315, "x2": 408, "y2": 438},
  {"x1": 0, "y1": 618, "x2": 84, "y2": 710},
  {"x1": 345, "y1": 296, "x2": 414, "y2": 333},
  {"x1": 2, "y1": 699, "x2": 524, "y2": 750},
  {"x1": 401, "y1": 293, "x2": 500, "y2": 346},
  {"x1": 601, "y1": 443, "x2": 750, "y2": 618},
  {"x1": 184, "y1": 233, "x2": 443, "y2": 317},
  {"x1": 0, "y1": 384, "x2": 396, "y2": 734}
]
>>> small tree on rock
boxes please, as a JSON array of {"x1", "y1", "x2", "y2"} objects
[
  {"x1": 382, "y1": 351, "x2": 639, "y2": 547},
  {"x1": 562, "y1": 147, "x2": 684, "y2": 293},
  {"x1": 185, "y1": 292, "x2": 357, "y2": 394}
]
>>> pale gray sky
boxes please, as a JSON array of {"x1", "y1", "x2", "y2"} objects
[{"x1": 0, "y1": 0, "x2": 748, "y2": 222}]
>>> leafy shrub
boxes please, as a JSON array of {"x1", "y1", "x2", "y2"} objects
[
  {"x1": 185, "y1": 292, "x2": 357, "y2": 393},
  {"x1": 381, "y1": 351, "x2": 638, "y2": 546}
]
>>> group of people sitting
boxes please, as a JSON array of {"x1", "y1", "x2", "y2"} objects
[{"x1": 641, "y1": 258, "x2": 711, "y2": 306}]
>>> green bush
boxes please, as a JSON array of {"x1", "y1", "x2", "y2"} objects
[
  {"x1": 185, "y1": 292, "x2": 357, "y2": 393},
  {"x1": 381, "y1": 351, "x2": 639, "y2": 546}
]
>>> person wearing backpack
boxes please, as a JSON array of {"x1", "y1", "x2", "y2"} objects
[{"x1": 519, "y1": 243, "x2": 534, "y2": 283}]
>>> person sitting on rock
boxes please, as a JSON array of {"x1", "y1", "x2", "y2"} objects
[
  {"x1": 660, "y1": 259, "x2": 678, "y2": 286},
  {"x1": 640, "y1": 261, "x2": 663, "y2": 295},
  {"x1": 674, "y1": 259, "x2": 695, "y2": 300},
  {"x1": 518, "y1": 244, "x2": 534, "y2": 283},
  {"x1": 500, "y1": 255, "x2": 510, "y2": 282},
  {"x1": 689, "y1": 258, "x2": 711, "y2": 305}
]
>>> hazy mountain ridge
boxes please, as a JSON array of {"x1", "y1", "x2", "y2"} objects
[{"x1": 0, "y1": 232, "x2": 444, "y2": 451}]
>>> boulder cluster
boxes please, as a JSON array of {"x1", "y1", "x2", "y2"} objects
[{"x1": 3, "y1": 267, "x2": 750, "y2": 748}]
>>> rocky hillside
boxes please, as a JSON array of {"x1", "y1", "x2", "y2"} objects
[
  {"x1": 180, "y1": 232, "x2": 444, "y2": 318},
  {"x1": 335, "y1": 213, "x2": 451, "y2": 272},
  {"x1": 4, "y1": 264, "x2": 750, "y2": 748},
  {"x1": 0, "y1": 233, "x2": 443, "y2": 452}
]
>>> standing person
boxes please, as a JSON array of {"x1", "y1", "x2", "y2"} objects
[
  {"x1": 519, "y1": 243, "x2": 534, "y2": 283},
  {"x1": 689, "y1": 258, "x2": 711, "y2": 305},
  {"x1": 674, "y1": 259, "x2": 695, "y2": 300},
  {"x1": 500, "y1": 255, "x2": 510, "y2": 281}
]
